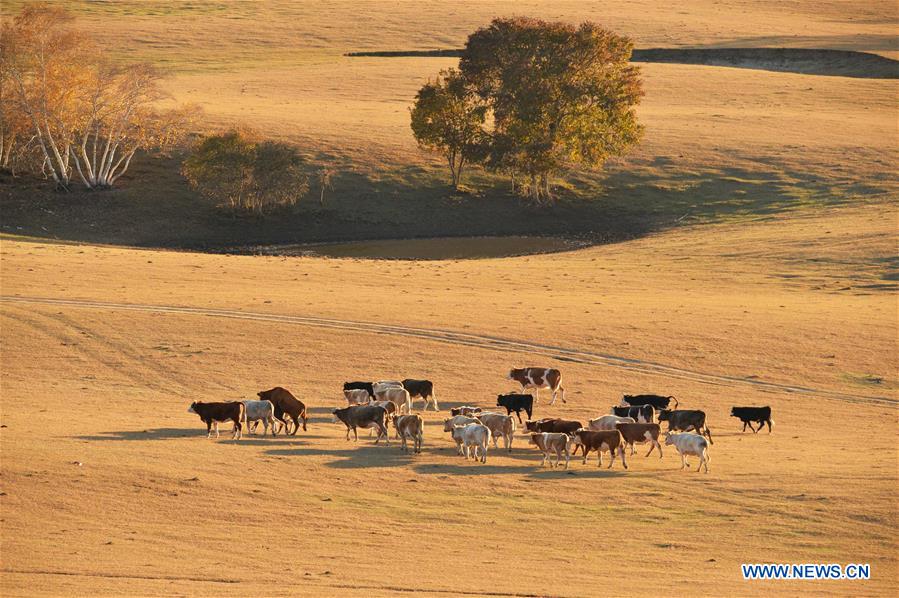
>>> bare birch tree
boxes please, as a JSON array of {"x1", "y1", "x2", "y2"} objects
[{"x1": 1, "y1": 3, "x2": 196, "y2": 190}]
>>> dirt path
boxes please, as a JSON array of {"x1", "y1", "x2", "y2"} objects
[{"x1": 3, "y1": 295, "x2": 890, "y2": 405}]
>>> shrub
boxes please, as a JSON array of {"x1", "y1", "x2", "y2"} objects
[{"x1": 182, "y1": 130, "x2": 309, "y2": 214}]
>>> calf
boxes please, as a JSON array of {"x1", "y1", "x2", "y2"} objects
[
  {"x1": 622, "y1": 394, "x2": 678, "y2": 410},
  {"x1": 731, "y1": 406, "x2": 773, "y2": 433},
  {"x1": 375, "y1": 386, "x2": 412, "y2": 415},
  {"x1": 615, "y1": 423, "x2": 663, "y2": 458},
  {"x1": 188, "y1": 401, "x2": 244, "y2": 440},
  {"x1": 343, "y1": 381, "x2": 374, "y2": 399},
  {"x1": 242, "y1": 399, "x2": 280, "y2": 436},
  {"x1": 450, "y1": 406, "x2": 482, "y2": 417},
  {"x1": 257, "y1": 387, "x2": 308, "y2": 434},
  {"x1": 527, "y1": 432, "x2": 572, "y2": 469},
  {"x1": 508, "y1": 367, "x2": 566, "y2": 404},
  {"x1": 344, "y1": 388, "x2": 371, "y2": 405},
  {"x1": 402, "y1": 379, "x2": 438, "y2": 411},
  {"x1": 665, "y1": 433, "x2": 710, "y2": 473},
  {"x1": 332, "y1": 405, "x2": 389, "y2": 444},
  {"x1": 611, "y1": 404, "x2": 654, "y2": 423},
  {"x1": 393, "y1": 414, "x2": 424, "y2": 453},
  {"x1": 588, "y1": 414, "x2": 635, "y2": 431},
  {"x1": 474, "y1": 412, "x2": 516, "y2": 452},
  {"x1": 569, "y1": 429, "x2": 627, "y2": 469},
  {"x1": 658, "y1": 409, "x2": 712, "y2": 444},
  {"x1": 451, "y1": 424, "x2": 491, "y2": 463}
]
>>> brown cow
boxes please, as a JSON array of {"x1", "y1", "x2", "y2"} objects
[
  {"x1": 616, "y1": 423, "x2": 663, "y2": 458},
  {"x1": 257, "y1": 387, "x2": 308, "y2": 434},
  {"x1": 570, "y1": 429, "x2": 627, "y2": 469},
  {"x1": 188, "y1": 401, "x2": 244, "y2": 440},
  {"x1": 393, "y1": 414, "x2": 424, "y2": 453},
  {"x1": 508, "y1": 367, "x2": 566, "y2": 404}
]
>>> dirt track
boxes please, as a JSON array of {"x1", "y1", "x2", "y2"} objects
[{"x1": 2, "y1": 295, "x2": 889, "y2": 405}]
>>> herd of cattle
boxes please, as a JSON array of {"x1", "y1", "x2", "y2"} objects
[{"x1": 187, "y1": 367, "x2": 775, "y2": 473}]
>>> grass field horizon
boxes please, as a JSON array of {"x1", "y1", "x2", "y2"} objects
[{"x1": 1, "y1": 1, "x2": 897, "y2": 596}]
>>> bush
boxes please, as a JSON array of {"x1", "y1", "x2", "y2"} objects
[{"x1": 182, "y1": 130, "x2": 309, "y2": 214}]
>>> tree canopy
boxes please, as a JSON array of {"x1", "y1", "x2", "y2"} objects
[
  {"x1": 410, "y1": 68, "x2": 487, "y2": 189},
  {"x1": 413, "y1": 17, "x2": 644, "y2": 204}
]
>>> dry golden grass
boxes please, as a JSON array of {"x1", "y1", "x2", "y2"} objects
[
  {"x1": 1, "y1": 1, "x2": 897, "y2": 596},
  {"x1": 1, "y1": 204, "x2": 896, "y2": 596}
]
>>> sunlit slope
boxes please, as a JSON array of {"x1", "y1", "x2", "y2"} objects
[{"x1": 1, "y1": 203, "x2": 897, "y2": 596}]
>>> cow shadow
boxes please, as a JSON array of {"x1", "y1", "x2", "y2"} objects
[
  {"x1": 265, "y1": 444, "x2": 418, "y2": 469},
  {"x1": 76, "y1": 428, "x2": 325, "y2": 442},
  {"x1": 77, "y1": 428, "x2": 206, "y2": 441}
]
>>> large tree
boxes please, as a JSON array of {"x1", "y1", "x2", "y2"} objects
[
  {"x1": 0, "y1": 2, "x2": 195, "y2": 190},
  {"x1": 410, "y1": 68, "x2": 487, "y2": 190},
  {"x1": 460, "y1": 17, "x2": 644, "y2": 204}
]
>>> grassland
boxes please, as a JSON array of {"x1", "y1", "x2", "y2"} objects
[{"x1": 1, "y1": 1, "x2": 897, "y2": 596}]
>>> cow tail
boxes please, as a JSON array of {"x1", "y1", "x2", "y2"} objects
[
  {"x1": 705, "y1": 425, "x2": 713, "y2": 445},
  {"x1": 671, "y1": 396, "x2": 678, "y2": 409},
  {"x1": 238, "y1": 402, "x2": 246, "y2": 433}
]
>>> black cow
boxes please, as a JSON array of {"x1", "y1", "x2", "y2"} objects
[
  {"x1": 731, "y1": 406, "x2": 773, "y2": 433},
  {"x1": 343, "y1": 381, "x2": 374, "y2": 398},
  {"x1": 402, "y1": 379, "x2": 438, "y2": 410},
  {"x1": 497, "y1": 393, "x2": 533, "y2": 423},
  {"x1": 622, "y1": 394, "x2": 678, "y2": 410},
  {"x1": 658, "y1": 409, "x2": 713, "y2": 444},
  {"x1": 611, "y1": 404, "x2": 654, "y2": 423},
  {"x1": 188, "y1": 401, "x2": 244, "y2": 440}
]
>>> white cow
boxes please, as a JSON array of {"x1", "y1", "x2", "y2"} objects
[
  {"x1": 665, "y1": 432, "x2": 710, "y2": 473},
  {"x1": 375, "y1": 386, "x2": 412, "y2": 414},
  {"x1": 472, "y1": 412, "x2": 516, "y2": 452},
  {"x1": 588, "y1": 415, "x2": 635, "y2": 431},
  {"x1": 450, "y1": 424, "x2": 491, "y2": 463},
  {"x1": 443, "y1": 415, "x2": 481, "y2": 453},
  {"x1": 242, "y1": 399, "x2": 281, "y2": 436},
  {"x1": 344, "y1": 389, "x2": 371, "y2": 405}
]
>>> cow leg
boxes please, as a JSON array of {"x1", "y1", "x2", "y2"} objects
[
  {"x1": 741, "y1": 421, "x2": 748, "y2": 433},
  {"x1": 481, "y1": 442, "x2": 487, "y2": 463},
  {"x1": 751, "y1": 421, "x2": 760, "y2": 434},
  {"x1": 381, "y1": 423, "x2": 390, "y2": 445},
  {"x1": 620, "y1": 447, "x2": 628, "y2": 469},
  {"x1": 607, "y1": 448, "x2": 615, "y2": 469},
  {"x1": 344, "y1": 426, "x2": 351, "y2": 441},
  {"x1": 205, "y1": 420, "x2": 213, "y2": 438},
  {"x1": 290, "y1": 415, "x2": 300, "y2": 436},
  {"x1": 766, "y1": 419, "x2": 773, "y2": 433},
  {"x1": 645, "y1": 442, "x2": 654, "y2": 457},
  {"x1": 630, "y1": 442, "x2": 635, "y2": 456}
]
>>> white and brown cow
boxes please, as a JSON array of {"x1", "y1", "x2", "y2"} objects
[
  {"x1": 527, "y1": 432, "x2": 572, "y2": 469},
  {"x1": 474, "y1": 412, "x2": 516, "y2": 452},
  {"x1": 508, "y1": 368, "x2": 566, "y2": 404}
]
